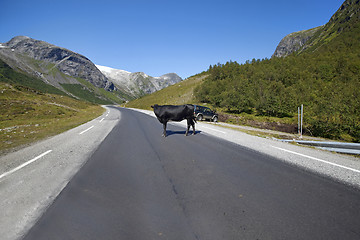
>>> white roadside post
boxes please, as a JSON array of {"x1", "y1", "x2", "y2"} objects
[
  {"x1": 300, "y1": 104, "x2": 304, "y2": 139},
  {"x1": 298, "y1": 105, "x2": 304, "y2": 138},
  {"x1": 298, "y1": 107, "x2": 300, "y2": 135}
]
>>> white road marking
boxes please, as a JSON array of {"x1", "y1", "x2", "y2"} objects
[
  {"x1": 201, "y1": 126, "x2": 226, "y2": 134},
  {"x1": 79, "y1": 126, "x2": 94, "y2": 135},
  {"x1": 272, "y1": 146, "x2": 360, "y2": 174},
  {"x1": 100, "y1": 118, "x2": 104, "y2": 123},
  {"x1": 0, "y1": 150, "x2": 52, "y2": 180}
]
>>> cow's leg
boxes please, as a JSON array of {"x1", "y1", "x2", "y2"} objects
[
  {"x1": 189, "y1": 118, "x2": 195, "y2": 135},
  {"x1": 163, "y1": 122, "x2": 167, "y2": 137},
  {"x1": 186, "y1": 118, "x2": 195, "y2": 136},
  {"x1": 186, "y1": 120, "x2": 190, "y2": 136}
]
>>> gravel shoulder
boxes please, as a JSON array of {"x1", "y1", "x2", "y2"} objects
[{"x1": 131, "y1": 108, "x2": 360, "y2": 189}]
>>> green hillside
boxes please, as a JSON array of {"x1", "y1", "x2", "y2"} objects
[
  {"x1": 299, "y1": 0, "x2": 360, "y2": 54},
  {"x1": 0, "y1": 81, "x2": 104, "y2": 153},
  {"x1": 194, "y1": 0, "x2": 360, "y2": 142},
  {"x1": 0, "y1": 60, "x2": 104, "y2": 153},
  {"x1": 127, "y1": 0, "x2": 360, "y2": 142},
  {"x1": 0, "y1": 58, "x2": 118, "y2": 104},
  {"x1": 125, "y1": 73, "x2": 207, "y2": 109},
  {"x1": 0, "y1": 59, "x2": 66, "y2": 95}
]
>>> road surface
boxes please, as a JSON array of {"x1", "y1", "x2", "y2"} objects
[{"x1": 19, "y1": 107, "x2": 360, "y2": 240}]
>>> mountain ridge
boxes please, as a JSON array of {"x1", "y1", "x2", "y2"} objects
[
  {"x1": 273, "y1": 0, "x2": 360, "y2": 57},
  {"x1": 272, "y1": 26, "x2": 323, "y2": 58},
  {"x1": 0, "y1": 36, "x2": 182, "y2": 102},
  {"x1": 1, "y1": 36, "x2": 115, "y2": 91},
  {"x1": 96, "y1": 64, "x2": 182, "y2": 99}
]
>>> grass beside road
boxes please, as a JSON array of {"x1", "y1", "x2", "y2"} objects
[
  {"x1": 0, "y1": 82, "x2": 104, "y2": 154},
  {"x1": 124, "y1": 73, "x2": 299, "y2": 136}
]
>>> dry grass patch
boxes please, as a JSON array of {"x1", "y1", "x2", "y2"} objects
[{"x1": 0, "y1": 83, "x2": 104, "y2": 154}]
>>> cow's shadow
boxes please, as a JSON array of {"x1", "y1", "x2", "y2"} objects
[{"x1": 166, "y1": 130, "x2": 201, "y2": 136}]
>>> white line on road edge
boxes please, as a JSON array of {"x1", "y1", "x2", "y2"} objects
[
  {"x1": 201, "y1": 126, "x2": 226, "y2": 134},
  {"x1": 0, "y1": 150, "x2": 53, "y2": 180},
  {"x1": 79, "y1": 126, "x2": 94, "y2": 135},
  {"x1": 100, "y1": 118, "x2": 104, "y2": 123},
  {"x1": 272, "y1": 146, "x2": 360, "y2": 174}
]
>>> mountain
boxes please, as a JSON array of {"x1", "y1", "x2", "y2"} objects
[
  {"x1": 273, "y1": 0, "x2": 360, "y2": 57},
  {"x1": 0, "y1": 36, "x2": 183, "y2": 103},
  {"x1": 0, "y1": 36, "x2": 114, "y2": 90},
  {"x1": 0, "y1": 36, "x2": 121, "y2": 104},
  {"x1": 272, "y1": 26, "x2": 322, "y2": 58},
  {"x1": 96, "y1": 65, "x2": 183, "y2": 99}
]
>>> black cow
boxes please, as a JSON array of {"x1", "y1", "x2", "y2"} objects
[{"x1": 151, "y1": 104, "x2": 196, "y2": 137}]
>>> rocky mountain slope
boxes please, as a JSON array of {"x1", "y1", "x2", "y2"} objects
[
  {"x1": 0, "y1": 36, "x2": 182, "y2": 103},
  {"x1": 0, "y1": 36, "x2": 120, "y2": 104},
  {"x1": 0, "y1": 36, "x2": 115, "y2": 91},
  {"x1": 272, "y1": 26, "x2": 322, "y2": 58},
  {"x1": 273, "y1": 0, "x2": 360, "y2": 57},
  {"x1": 96, "y1": 65, "x2": 182, "y2": 99}
]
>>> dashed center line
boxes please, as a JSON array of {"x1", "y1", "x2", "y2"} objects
[
  {"x1": 0, "y1": 150, "x2": 52, "y2": 180},
  {"x1": 272, "y1": 146, "x2": 360, "y2": 174},
  {"x1": 79, "y1": 126, "x2": 94, "y2": 135},
  {"x1": 4, "y1": 111, "x2": 183, "y2": 181},
  {"x1": 0, "y1": 109, "x2": 110, "y2": 180}
]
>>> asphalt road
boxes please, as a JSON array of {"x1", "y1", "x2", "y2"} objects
[
  {"x1": 21, "y1": 107, "x2": 360, "y2": 240},
  {"x1": 0, "y1": 106, "x2": 120, "y2": 240}
]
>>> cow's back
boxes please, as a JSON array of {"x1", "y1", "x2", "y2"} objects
[{"x1": 153, "y1": 104, "x2": 194, "y2": 122}]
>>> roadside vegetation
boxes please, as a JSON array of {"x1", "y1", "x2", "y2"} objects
[
  {"x1": 0, "y1": 82, "x2": 104, "y2": 154},
  {"x1": 125, "y1": 73, "x2": 300, "y2": 136},
  {"x1": 193, "y1": 3, "x2": 360, "y2": 142},
  {"x1": 194, "y1": 30, "x2": 360, "y2": 142}
]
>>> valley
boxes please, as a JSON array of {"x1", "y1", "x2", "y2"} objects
[
  {"x1": 0, "y1": 36, "x2": 182, "y2": 104},
  {"x1": 1, "y1": 0, "x2": 360, "y2": 152},
  {"x1": 1, "y1": 1, "x2": 360, "y2": 239}
]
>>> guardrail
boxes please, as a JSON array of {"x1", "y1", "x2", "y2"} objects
[{"x1": 280, "y1": 140, "x2": 360, "y2": 155}]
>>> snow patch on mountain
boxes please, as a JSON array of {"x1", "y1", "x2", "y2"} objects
[{"x1": 96, "y1": 64, "x2": 182, "y2": 98}]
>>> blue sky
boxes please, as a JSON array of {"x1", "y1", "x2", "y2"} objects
[{"x1": 1, "y1": 0, "x2": 344, "y2": 79}]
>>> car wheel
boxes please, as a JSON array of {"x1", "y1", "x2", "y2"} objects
[
  {"x1": 197, "y1": 115, "x2": 203, "y2": 121},
  {"x1": 213, "y1": 116, "x2": 218, "y2": 122}
]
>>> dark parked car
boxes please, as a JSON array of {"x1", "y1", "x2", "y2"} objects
[{"x1": 194, "y1": 105, "x2": 218, "y2": 122}]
